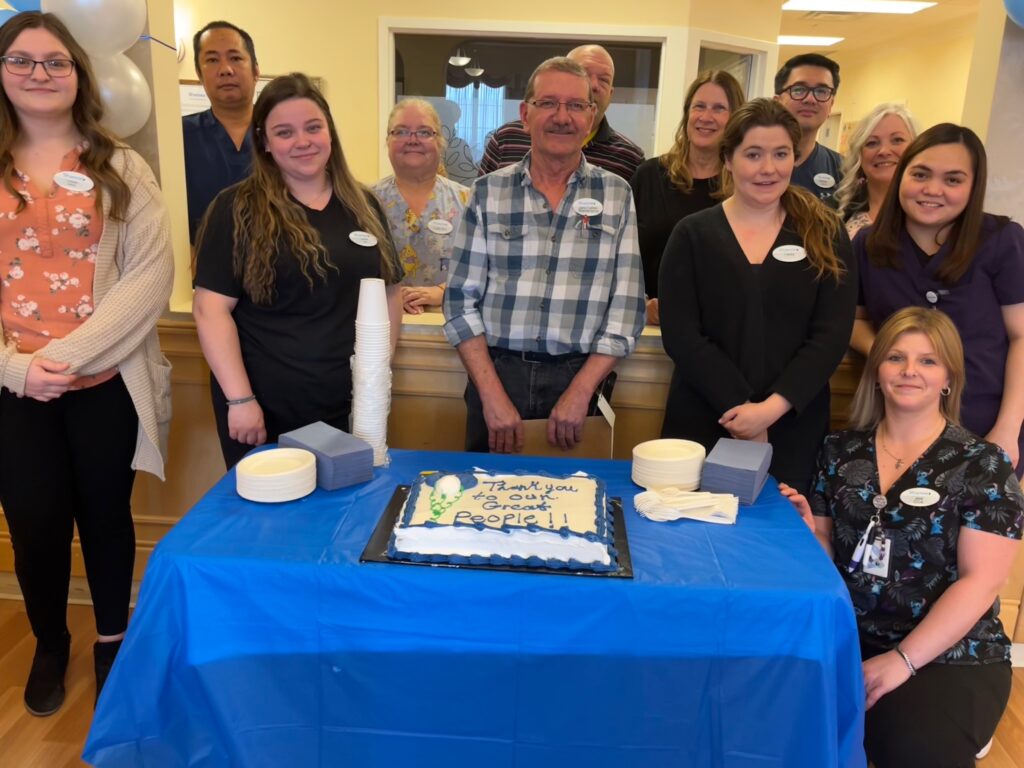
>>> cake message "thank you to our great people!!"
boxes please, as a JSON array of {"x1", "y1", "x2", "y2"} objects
[{"x1": 453, "y1": 478, "x2": 581, "y2": 529}]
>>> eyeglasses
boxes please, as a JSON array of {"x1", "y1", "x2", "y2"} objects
[
  {"x1": 525, "y1": 99, "x2": 594, "y2": 114},
  {"x1": 388, "y1": 128, "x2": 437, "y2": 140},
  {"x1": 778, "y1": 84, "x2": 835, "y2": 103},
  {"x1": 1, "y1": 56, "x2": 76, "y2": 78}
]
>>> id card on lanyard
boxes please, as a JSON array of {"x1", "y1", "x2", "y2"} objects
[{"x1": 848, "y1": 494, "x2": 893, "y2": 579}]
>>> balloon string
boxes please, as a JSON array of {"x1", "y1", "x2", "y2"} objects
[{"x1": 139, "y1": 35, "x2": 177, "y2": 52}]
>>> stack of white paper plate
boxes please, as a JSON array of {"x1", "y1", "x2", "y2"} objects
[
  {"x1": 631, "y1": 439, "x2": 706, "y2": 491},
  {"x1": 236, "y1": 448, "x2": 316, "y2": 503}
]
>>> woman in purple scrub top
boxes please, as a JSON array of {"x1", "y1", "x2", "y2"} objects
[{"x1": 852, "y1": 123, "x2": 1024, "y2": 474}]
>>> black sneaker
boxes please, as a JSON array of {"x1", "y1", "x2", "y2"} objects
[
  {"x1": 24, "y1": 631, "x2": 71, "y2": 717},
  {"x1": 94, "y1": 638, "x2": 123, "y2": 706}
]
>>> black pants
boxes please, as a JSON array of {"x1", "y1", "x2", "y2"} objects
[
  {"x1": 464, "y1": 348, "x2": 592, "y2": 453},
  {"x1": 864, "y1": 657, "x2": 1011, "y2": 768},
  {"x1": 0, "y1": 376, "x2": 138, "y2": 646}
]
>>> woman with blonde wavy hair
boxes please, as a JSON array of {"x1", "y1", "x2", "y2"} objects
[
  {"x1": 834, "y1": 102, "x2": 916, "y2": 238},
  {"x1": 658, "y1": 98, "x2": 856, "y2": 491},
  {"x1": 194, "y1": 73, "x2": 402, "y2": 468},
  {"x1": 630, "y1": 70, "x2": 744, "y2": 324},
  {"x1": 781, "y1": 307, "x2": 1020, "y2": 767},
  {"x1": 373, "y1": 98, "x2": 469, "y2": 314}
]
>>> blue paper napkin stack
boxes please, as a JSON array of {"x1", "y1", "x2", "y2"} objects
[
  {"x1": 278, "y1": 422, "x2": 374, "y2": 491},
  {"x1": 700, "y1": 438, "x2": 774, "y2": 505}
]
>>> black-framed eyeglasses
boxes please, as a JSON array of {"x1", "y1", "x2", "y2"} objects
[
  {"x1": 1, "y1": 56, "x2": 76, "y2": 78},
  {"x1": 778, "y1": 84, "x2": 835, "y2": 102},
  {"x1": 525, "y1": 99, "x2": 594, "y2": 114},
  {"x1": 388, "y1": 128, "x2": 437, "y2": 140}
]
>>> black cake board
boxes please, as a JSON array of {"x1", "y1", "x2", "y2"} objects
[{"x1": 360, "y1": 486, "x2": 633, "y2": 578}]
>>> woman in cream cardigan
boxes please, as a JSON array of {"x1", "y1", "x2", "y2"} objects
[{"x1": 0, "y1": 12, "x2": 172, "y2": 716}]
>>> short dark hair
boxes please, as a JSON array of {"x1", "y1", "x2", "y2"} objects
[
  {"x1": 193, "y1": 21, "x2": 258, "y2": 75},
  {"x1": 774, "y1": 53, "x2": 840, "y2": 94}
]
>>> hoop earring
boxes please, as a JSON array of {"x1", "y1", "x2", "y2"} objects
[{"x1": 941, "y1": 386, "x2": 951, "y2": 396}]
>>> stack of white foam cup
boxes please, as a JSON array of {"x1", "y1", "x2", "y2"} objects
[{"x1": 351, "y1": 278, "x2": 392, "y2": 466}]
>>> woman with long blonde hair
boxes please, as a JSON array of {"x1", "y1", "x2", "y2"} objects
[
  {"x1": 194, "y1": 73, "x2": 401, "y2": 468},
  {"x1": 658, "y1": 98, "x2": 856, "y2": 491},
  {"x1": 834, "y1": 102, "x2": 916, "y2": 238},
  {"x1": 630, "y1": 70, "x2": 744, "y2": 324}
]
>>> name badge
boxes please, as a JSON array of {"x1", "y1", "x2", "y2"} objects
[
  {"x1": 572, "y1": 197, "x2": 603, "y2": 217},
  {"x1": 53, "y1": 171, "x2": 94, "y2": 192},
  {"x1": 427, "y1": 219, "x2": 453, "y2": 235},
  {"x1": 925, "y1": 290, "x2": 939, "y2": 305},
  {"x1": 899, "y1": 488, "x2": 940, "y2": 507},
  {"x1": 772, "y1": 245, "x2": 807, "y2": 263},
  {"x1": 813, "y1": 173, "x2": 836, "y2": 189},
  {"x1": 349, "y1": 231, "x2": 378, "y2": 247}
]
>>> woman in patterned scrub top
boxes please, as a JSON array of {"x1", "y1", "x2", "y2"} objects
[
  {"x1": 373, "y1": 98, "x2": 469, "y2": 314},
  {"x1": 0, "y1": 13, "x2": 173, "y2": 716},
  {"x1": 782, "y1": 307, "x2": 1023, "y2": 768}
]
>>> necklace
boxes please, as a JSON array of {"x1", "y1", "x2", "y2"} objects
[{"x1": 877, "y1": 420, "x2": 946, "y2": 472}]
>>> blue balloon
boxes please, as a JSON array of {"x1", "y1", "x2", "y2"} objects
[
  {"x1": 9, "y1": 1, "x2": 44, "y2": 10},
  {"x1": 1008, "y1": 0, "x2": 1024, "y2": 27}
]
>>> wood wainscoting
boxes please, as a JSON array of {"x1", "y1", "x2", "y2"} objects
[{"x1": 0, "y1": 314, "x2": 1021, "y2": 639}]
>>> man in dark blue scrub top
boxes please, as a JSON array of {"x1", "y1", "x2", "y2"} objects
[
  {"x1": 774, "y1": 53, "x2": 843, "y2": 205},
  {"x1": 183, "y1": 21, "x2": 259, "y2": 244}
]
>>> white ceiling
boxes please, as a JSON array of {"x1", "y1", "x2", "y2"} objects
[{"x1": 778, "y1": 0, "x2": 981, "y2": 58}]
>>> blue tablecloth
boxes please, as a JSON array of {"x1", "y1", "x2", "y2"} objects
[{"x1": 84, "y1": 449, "x2": 865, "y2": 768}]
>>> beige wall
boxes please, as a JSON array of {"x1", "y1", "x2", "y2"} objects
[{"x1": 833, "y1": 20, "x2": 975, "y2": 139}]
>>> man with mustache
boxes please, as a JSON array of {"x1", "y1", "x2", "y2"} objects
[
  {"x1": 774, "y1": 53, "x2": 843, "y2": 205},
  {"x1": 478, "y1": 45, "x2": 644, "y2": 181},
  {"x1": 183, "y1": 21, "x2": 259, "y2": 244},
  {"x1": 444, "y1": 57, "x2": 645, "y2": 454}
]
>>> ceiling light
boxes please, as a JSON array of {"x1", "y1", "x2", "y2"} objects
[
  {"x1": 782, "y1": 1, "x2": 935, "y2": 13},
  {"x1": 778, "y1": 35, "x2": 845, "y2": 46},
  {"x1": 448, "y1": 49, "x2": 471, "y2": 67},
  {"x1": 465, "y1": 64, "x2": 485, "y2": 77}
]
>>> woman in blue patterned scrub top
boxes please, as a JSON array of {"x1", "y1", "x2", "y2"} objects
[
  {"x1": 374, "y1": 99, "x2": 470, "y2": 314},
  {"x1": 782, "y1": 307, "x2": 1022, "y2": 768}
]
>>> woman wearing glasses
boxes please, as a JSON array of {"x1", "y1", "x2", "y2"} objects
[
  {"x1": 373, "y1": 99, "x2": 469, "y2": 314},
  {"x1": 194, "y1": 74, "x2": 402, "y2": 468},
  {"x1": 853, "y1": 124, "x2": 1024, "y2": 475},
  {"x1": 658, "y1": 99, "x2": 856, "y2": 492},
  {"x1": 630, "y1": 70, "x2": 745, "y2": 324},
  {"x1": 0, "y1": 12, "x2": 173, "y2": 714}
]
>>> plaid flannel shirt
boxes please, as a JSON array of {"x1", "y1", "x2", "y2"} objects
[{"x1": 443, "y1": 153, "x2": 645, "y2": 357}]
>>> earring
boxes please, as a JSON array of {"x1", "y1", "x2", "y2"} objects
[{"x1": 941, "y1": 386, "x2": 951, "y2": 396}]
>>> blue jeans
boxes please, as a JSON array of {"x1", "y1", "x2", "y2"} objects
[{"x1": 464, "y1": 348, "x2": 590, "y2": 452}]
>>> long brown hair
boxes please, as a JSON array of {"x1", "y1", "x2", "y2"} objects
[
  {"x1": 0, "y1": 12, "x2": 129, "y2": 218},
  {"x1": 848, "y1": 307, "x2": 964, "y2": 429},
  {"x1": 719, "y1": 98, "x2": 845, "y2": 281},
  {"x1": 866, "y1": 123, "x2": 1002, "y2": 286},
  {"x1": 661, "y1": 70, "x2": 745, "y2": 193},
  {"x1": 198, "y1": 73, "x2": 396, "y2": 305}
]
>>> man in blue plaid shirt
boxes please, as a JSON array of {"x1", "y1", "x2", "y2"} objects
[{"x1": 443, "y1": 57, "x2": 645, "y2": 454}]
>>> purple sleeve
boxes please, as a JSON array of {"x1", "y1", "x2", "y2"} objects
[{"x1": 989, "y1": 220, "x2": 1024, "y2": 306}]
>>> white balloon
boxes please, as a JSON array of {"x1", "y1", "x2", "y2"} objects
[
  {"x1": 91, "y1": 54, "x2": 152, "y2": 138},
  {"x1": 41, "y1": 0, "x2": 147, "y2": 57}
]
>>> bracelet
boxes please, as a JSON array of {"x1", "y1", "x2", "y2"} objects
[
  {"x1": 225, "y1": 395, "x2": 256, "y2": 406},
  {"x1": 894, "y1": 645, "x2": 917, "y2": 676}
]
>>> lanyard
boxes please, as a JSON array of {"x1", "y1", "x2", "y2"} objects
[{"x1": 847, "y1": 494, "x2": 888, "y2": 573}]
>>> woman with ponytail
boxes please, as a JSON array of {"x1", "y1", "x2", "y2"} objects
[
  {"x1": 194, "y1": 73, "x2": 402, "y2": 468},
  {"x1": 658, "y1": 98, "x2": 856, "y2": 491}
]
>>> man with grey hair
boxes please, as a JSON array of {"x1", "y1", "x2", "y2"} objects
[
  {"x1": 478, "y1": 45, "x2": 644, "y2": 180},
  {"x1": 445, "y1": 57, "x2": 645, "y2": 453}
]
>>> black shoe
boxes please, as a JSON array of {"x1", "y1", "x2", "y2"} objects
[
  {"x1": 94, "y1": 638, "x2": 123, "y2": 706},
  {"x1": 24, "y1": 631, "x2": 71, "y2": 717}
]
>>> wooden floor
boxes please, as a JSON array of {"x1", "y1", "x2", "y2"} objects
[{"x1": 1, "y1": 600, "x2": 1023, "y2": 767}]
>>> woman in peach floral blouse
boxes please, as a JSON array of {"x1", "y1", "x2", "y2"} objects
[{"x1": 0, "y1": 12, "x2": 172, "y2": 717}]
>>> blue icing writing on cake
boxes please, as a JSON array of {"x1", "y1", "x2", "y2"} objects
[{"x1": 388, "y1": 471, "x2": 616, "y2": 571}]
